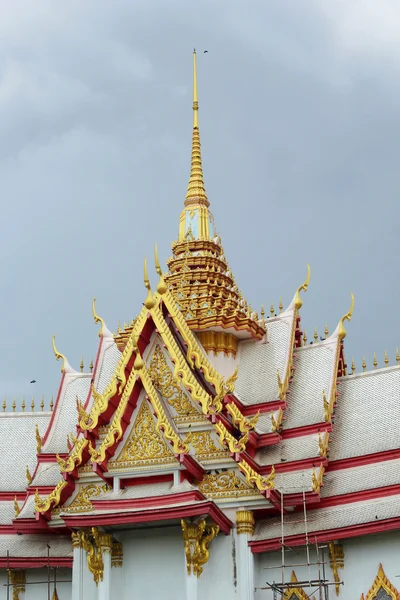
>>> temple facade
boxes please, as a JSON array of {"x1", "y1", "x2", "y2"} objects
[{"x1": 0, "y1": 51, "x2": 399, "y2": 600}]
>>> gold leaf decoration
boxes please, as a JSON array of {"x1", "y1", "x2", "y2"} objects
[
  {"x1": 197, "y1": 471, "x2": 255, "y2": 499},
  {"x1": 186, "y1": 431, "x2": 226, "y2": 460},
  {"x1": 112, "y1": 400, "x2": 175, "y2": 468},
  {"x1": 149, "y1": 345, "x2": 198, "y2": 416},
  {"x1": 63, "y1": 483, "x2": 109, "y2": 514}
]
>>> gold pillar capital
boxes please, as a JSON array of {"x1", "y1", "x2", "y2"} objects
[
  {"x1": 111, "y1": 542, "x2": 123, "y2": 568},
  {"x1": 236, "y1": 510, "x2": 255, "y2": 535}
]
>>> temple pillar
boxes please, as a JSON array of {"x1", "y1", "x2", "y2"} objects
[
  {"x1": 111, "y1": 541, "x2": 123, "y2": 597},
  {"x1": 185, "y1": 573, "x2": 199, "y2": 600},
  {"x1": 71, "y1": 532, "x2": 84, "y2": 600},
  {"x1": 235, "y1": 510, "x2": 255, "y2": 600},
  {"x1": 181, "y1": 518, "x2": 219, "y2": 600},
  {"x1": 98, "y1": 534, "x2": 113, "y2": 600}
]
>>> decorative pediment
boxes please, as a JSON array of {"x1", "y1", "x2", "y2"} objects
[
  {"x1": 362, "y1": 564, "x2": 400, "y2": 600},
  {"x1": 148, "y1": 344, "x2": 200, "y2": 421},
  {"x1": 284, "y1": 571, "x2": 311, "y2": 600},
  {"x1": 109, "y1": 399, "x2": 176, "y2": 470}
]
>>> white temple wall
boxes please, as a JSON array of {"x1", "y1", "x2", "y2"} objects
[
  {"x1": 197, "y1": 529, "x2": 237, "y2": 599},
  {"x1": 254, "y1": 530, "x2": 400, "y2": 600},
  {"x1": 117, "y1": 526, "x2": 186, "y2": 600},
  {"x1": 0, "y1": 567, "x2": 71, "y2": 599}
]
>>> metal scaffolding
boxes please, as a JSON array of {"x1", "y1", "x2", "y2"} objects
[
  {"x1": 256, "y1": 490, "x2": 342, "y2": 599},
  {"x1": 2, "y1": 544, "x2": 71, "y2": 599}
]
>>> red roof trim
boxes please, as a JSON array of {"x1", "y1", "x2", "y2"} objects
[
  {"x1": 281, "y1": 422, "x2": 333, "y2": 440},
  {"x1": 309, "y1": 484, "x2": 400, "y2": 510},
  {"x1": 224, "y1": 395, "x2": 286, "y2": 416},
  {"x1": 0, "y1": 557, "x2": 72, "y2": 569},
  {"x1": 259, "y1": 457, "x2": 327, "y2": 475},
  {"x1": 0, "y1": 492, "x2": 27, "y2": 501},
  {"x1": 63, "y1": 500, "x2": 232, "y2": 534},
  {"x1": 92, "y1": 489, "x2": 204, "y2": 511},
  {"x1": 327, "y1": 448, "x2": 400, "y2": 471},
  {"x1": 249, "y1": 515, "x2": 400, "y2": 553}
]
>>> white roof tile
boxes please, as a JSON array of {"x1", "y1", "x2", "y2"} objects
[
  {"x1": 253, "y1": 493, "x2": 400, "y2": 540},
  {"x1": 31, "y1": 462, "x2": 61, "y2": 487},
  {"x1": 257, "y1": 434, "x2": 321, "y2": 466},
  {"x1": 42, "y1": 374, "x2": 91, "y2": 454},
  {"x1": 0, "y1": 413, "x2": 51, "y2": 492},
  {"x1": 275, "y1": 468, "x2": 315, "y2": 494},
  {"x1": 235, "y1": 310, "x2": 295, "y2": 405},
  {"x1": 0, "y1": 534, "x2": 71, "y2": 557},
  {"x1": 329, "y1": 368, "x2": 400, "y2": 460},
  {"x1": 96, "y1": 339, "x2": 121, "y2": 395},
  {"x1": 16, "y1": 494, "x2": 36, "y2": 519},
  {"x1": 322, "y1": 459, "x2": 400, "y2": 498},
  {"x1": 0, "y1": 501, "x2": 16, "y2": 525},
  {"x1": 284, "y1": 341, "x2": 338, "y2": 429}
]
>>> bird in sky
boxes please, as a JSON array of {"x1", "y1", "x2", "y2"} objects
[
  {"x1": 30, "y1": 380, "x2": 36, "y2": 384},
  {"x1": 204, "y1": 50, "x2": 208, "y2": 53}
]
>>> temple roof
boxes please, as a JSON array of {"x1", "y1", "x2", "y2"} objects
[
  {"x1": 252, "y1": 493, "x2": 400, "y2": 544},
  {"x1": 0, "y1": 412, "x2": 51, "y2": 491},
  {"x1": 329, "y1": 366, "x2": 400, "y2": 460}
]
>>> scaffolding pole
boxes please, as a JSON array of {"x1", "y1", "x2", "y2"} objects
[
  {"x1": 2, "y1": 543, "x2": 72, "y2": 598},
  {"x1": 256, "y1": 486, "x2": 343, "y2": 598}
]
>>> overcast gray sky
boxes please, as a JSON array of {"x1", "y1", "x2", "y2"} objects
[{"x1": 1, "y1": 0, "x2": 399, "y2": 406}]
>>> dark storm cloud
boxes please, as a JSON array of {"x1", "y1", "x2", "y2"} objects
[{"x1": 0, "y1": 0, "x2": 399, "y2": 403}]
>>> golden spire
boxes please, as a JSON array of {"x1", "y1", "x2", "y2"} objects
[
  {"x1": 351, "y1": 357, "x2": 356, "y2": 374},
  {"x1": 185, "y1": 49, "x2": 209, "y2": 208}
]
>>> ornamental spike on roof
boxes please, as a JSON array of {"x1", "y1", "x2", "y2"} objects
[
  {"x1": 165, "y1": 51, "x2": 266, "y2": 348},
  {"x1": 185, "y1": 50, "x2": 208, "y2": 209}
]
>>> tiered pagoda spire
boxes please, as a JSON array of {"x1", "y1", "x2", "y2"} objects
[{"x1": 165, "y1": 50, "x2": 265, "y2": 356}]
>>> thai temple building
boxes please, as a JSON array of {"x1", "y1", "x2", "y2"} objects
[{"x1": 1, "y1": 50, "x2": 400, "y2": 600}]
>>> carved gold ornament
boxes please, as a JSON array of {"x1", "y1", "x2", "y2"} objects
[
  {"x1": 185, "y1": 431, "x2": 226, "y2": 460},
  {"x1": 198, "y1": 471, "x2": 254, "y2": 499},
  {"x1": 181, "y1": 518, "x2": 219, "y2": 577},
  {"x1": 293, "y1": 264, "x2": 311, "y2": 310},
  {"x1": 63, "y1": 483, "x2": 109, "y2": 514},
  {"x1": 35, "y1": 480, "x2": 67, "y2": 514},
  {"x1": 328, "y1": 542, "x2": 344, "y2": 596},
  {"x1": 361, "y1": 563, "x2": 400, "y2": 600},
  {"x1": 57, "y1": 436, "x2": 88, "y2": 473},
  {"x1": 312, "y1": 465, "x2": 325, "y2": 493},
  {"x1": 117, "y1": 400, "x2": 174, "y2": 465},
  {"x1": 74, "y1": 528, "x2": 104, "y2": 586},
  {"x1": 318, "y1": 432, "x2": 330, "y2": 457},
  {"x1": 35, "y1": 424, "x2": 42, "y2": 454},
  {"x1": 338, "y1": 292, "x2": 355, "y2": 341},
  {"x1": 149, "y1": 345, "x2": 198, "y2": 417},
  {"x1": 226, "y1": 401, "x2": 260, "y2": 434},
  {"x1": 238, "y1": 461, "x2": 275, "y2": 491},
  {"x1": 92, "y1": 297, "x2": 106, "y2": 337},
  {"x1": 214, "y1": 421, "x2": 248, "y2": 453},
  {"x1": 52, "y1": 334, "x2": 68, "y2": 373}
]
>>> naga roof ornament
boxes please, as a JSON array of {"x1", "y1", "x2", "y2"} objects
[{"x1": 165, "y1": 50, "x2": 265, "y2": 347}]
